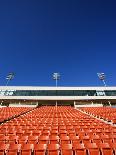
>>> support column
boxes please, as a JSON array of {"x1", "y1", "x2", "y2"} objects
[
  {"x1": 108, "y1": 101, "x2": 111, "y2": 106},
  {"x1": 56, "y1": 101, "x2": 57, "y2": 107},
  {"x1": 74, "y1": 101, "x2": 76, "y2": 108},
  {"x1": 91, "y1": 101, "x2": 94, "y2": 105}
]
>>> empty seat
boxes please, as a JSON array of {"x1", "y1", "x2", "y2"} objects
[
  {"x1": 73, "y1": 143, "x2": 86, "y2": 155},
  {"x1": 8, "y1": 144, "x2": 21, "y2": 155},
  {"x1": 32, "y1": 130, "x2": 41, "y2": 136},
  {"x1": 47, "y1": 144, "x2": 60, "y2": 155},
  {"x1": 28, "y1": 136, "x2": 38, "y2": 144},
  {"x1": 86, "y1": 143, "x2": 100, "y2": 155},
  {"x1": 34, "y1": 144, "x2": 47, "y2": 155},
  {"x1": 70, "y1": 135, "x2": 81, "y2": 145},
  {"x1": 60, "y1": 136, "x2": 70, "y2": 144},
  {"x1": 99, "y1": 143, "x2": 113, "y2": 155},
  {"x1": 21, "y1": 144, "x2": 33, "y2": 155},
  {"x1": 49, "y1": 136, "x2": 59, "y2": 144},
  {"x1": 0, "y1": 144, "x2": 9, "y2": 155},
  {"x1": 8, "y1": 135, "x2": 19, "y2": 144},
  {"x1": 61, "y1": 144, "x2": 73, "y2": 155},
  {"x1": 39, "y1": 136, "x2": 49, "y2": 144},
  {"x1": 18, "y1": 136, "x2": 28, "y2": 144}
]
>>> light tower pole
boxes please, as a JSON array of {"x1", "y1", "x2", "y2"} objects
[
  {"x1": 52, "y1": 73, "x2": 60, "y2": 106},
  {"x1": 97, "y1": 73, "x2": 111, "y2": 106},
  {"x1": 4, "y1": 72, "x2": 15, "y2": 98},
  {"x1": 97, "y1": 73, "x2": 106, "y2": 86},
  {"x1": 6, "y1": 72, "x2": 15, "y2": 86},
  {"x1": 53, "y1": 73, "x2": 60, "y2": 87}
]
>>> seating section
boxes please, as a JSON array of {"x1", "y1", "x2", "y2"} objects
[
  {"x1": 80, "y1": 107, "x2": 116, "y2": 123},
  {"x1": 0, "y1": 107, "x2": 33, "y2": 122},
  {"x1": 0, "y1": 106, "x2": 116, "y2": 154}
]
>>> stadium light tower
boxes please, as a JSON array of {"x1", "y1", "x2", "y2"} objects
[
  {"x1": 97, "y1": 73, "x2": 106, "y2": 86},
  {"x1": 6, "y1": 72, "x2": 15, "y2": 86},
  {"x1": 97, "y1": 73, "x2": 111, "y2": 106},
  {"x1": 52, "y1": 73, "x2": 60, "y2": 107},
  {"x1": 52, "y1": 73, "x2": 60, "y2": 87}
]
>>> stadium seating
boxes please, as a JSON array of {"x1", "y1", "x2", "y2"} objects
[
  {"x1": 80, "y1": 107, "x2": 116, "y2": 123},
  {"x1": 0, "y1": 107, "x2": 33, "y2": 123},
  {"x1": 0, "y1": 106, "x2": 116, "y2": 154}
]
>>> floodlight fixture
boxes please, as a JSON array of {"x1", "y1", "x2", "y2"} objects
[
  {"x1": 52, "y1": 72, "x2": 60, "y2": 87},
  {"x1": 97, "y1": 72, "x2": 106, "y2": 86},
  {"x1": 52, "y1": 72, "x2": 60, "y2": 107},
  {"x1": 97, "y1": 72, "x2": 111, "y2": 106},
  {"x1": 6, "y1": 72, "x2": 15, "y2": 86}
]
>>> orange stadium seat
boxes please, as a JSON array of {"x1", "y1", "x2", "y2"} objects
[
  {"x1": 61, "y1": 144, "x2": 73, "y2": 155},
  {"x1": 86, "y1": 143, "x2": 100, "y2": 155},
  {"x1": 34, "y1": 144, "x2": 47, "y2": 155},
  {"x1": 47, "y1": 144, "x2": 60, "y2": 155}
]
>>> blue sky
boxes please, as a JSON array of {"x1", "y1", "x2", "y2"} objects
[{"x1": 0, "y1": 0, "x2": 116, "y2": 86}]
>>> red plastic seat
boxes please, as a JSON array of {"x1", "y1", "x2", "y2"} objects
[
  {"x1": 81, "y1": 135, "x2": 91, "y2": 145},
  {"x1": 8, "y1": 144, "x2": 21, "y2": 155},
  {"x1": 18, "y1": 136, "x2": 28, "y2": 144},
  {"x1": 41, "y1": 130, "x2": 50, "y2": 136},
  {"x1": 59, "y1": 130, "x2": 67, "y2": 137},
  {"x1": 34, "y1": 144, "x2": 47, "y2": 155},
  {"x1": 39, "y1": 136, "x2": 49, "y2": 144},
  {"x1": 49, "y1": 136, "x2": 59, "y2": 144},
  {"x1": 73, "y1": 143, "x2": 86, "y2": 155},
  {"x1": 50, "y1": 130, "x2": 58, "y2": 136},
  {"x1": 21, "y1": 144, "x2": 33, "y2": 155},
  {"x1": 28, "y1": 136, "x2": 38, "y2": 144},
  {"x1": 0, "y1": 136, "x2": 9, "y2": 143},
  {"x1": 60, "y1": 136, "x2": 70, "y2": 144},
  {"x1": 86, "y1": 143, "x2": 100, "y2": 155},
  {"x1": 0, "y1": 144, "x2": 9, "y2": 155},
  {"x1": 92, "y1": 139, "x2": 102, "y2": 146},
  {"x1": 47, "y1": 144, "x2": 60, "y2": 155},
  {"x1": 61, "y1": 144, "x2": 73, "y2": 155},
  {"x1": 32, "y1": 130, "x2": 41, "y2": 136},
  {"x1": 99, "y1": 143, "x2": 113, "y2": 155},
  {"x1": 8, "y1": 135, "x2": 19, "y2": 144},
  {"x1": 24, "y1": 130, "x2": 33, "y2": 136}
]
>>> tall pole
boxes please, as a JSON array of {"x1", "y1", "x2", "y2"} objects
[
  {"x1": 6, "y1": 78, "x2": 10, "y2": 86},
  {"x1": 102, "y1": 79, "x2": 106, "y2": 87},
  {"x1": 6, "y1": 72, "x2": 15, "y2": 86},
  {"x1": 5, "y1": 72, "x2": 15, "y2": 98},
  {"x1": 97, "y1": 73, "x2": 111, "y2": 106},
  {"x1": 52, "y1": 73, "x2": 60, "y2": 106},
  {"x1": 97, "y1": 73, "x2": 106, "y2": 87},
  {"x1": 56, "y1": 78, "x2": 57, "y2": 87}
]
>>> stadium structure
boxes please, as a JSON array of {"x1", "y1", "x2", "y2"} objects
[
  {"x1": 0, "y1": 86, "x2": 116, "y2": 106},
  {"x1": 0, "y1": 86, "x2": 116, "y2": 154}
]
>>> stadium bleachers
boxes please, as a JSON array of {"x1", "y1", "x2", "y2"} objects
[
  {"x1": 0, "y1": 106, "x2": 116, "y2": 154},
  {"x1": 0, "y1": 107, "x2": 33, "y2": 123},
  {"x1": 80, "y1": 107, "x2": 116, "y2": 123}
]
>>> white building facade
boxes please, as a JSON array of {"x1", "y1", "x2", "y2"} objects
[{"x1": 0, "y1": 86, "x2": 116, "y2": 102}]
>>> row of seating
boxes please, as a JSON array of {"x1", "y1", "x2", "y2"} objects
[
  {"x1": 0, "y1": 135, "x2": 116, "y2": 145},
  {"x1": 0, "y1": 142, "x2": 116, "y2": 155}
]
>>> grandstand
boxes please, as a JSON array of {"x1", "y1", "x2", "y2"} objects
[{"x1": 0, "y1": 86, "x2": 116, "y2": 154}]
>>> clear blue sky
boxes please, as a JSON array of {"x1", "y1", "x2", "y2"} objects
[{"x1": 0, "y1": 0, "x2": 115, "y2": 86}]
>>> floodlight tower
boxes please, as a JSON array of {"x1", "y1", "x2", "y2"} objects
[
  {"x1": 97, "y1": 73, "x2": 106, "y2": 86},
  {"x1": 6, "y1": 72, "x2": 15, "y2": 86},
  {"x1": 53, "y1": 73, "x2": 60, "y2": 87},
  {"x1": 97, "y1": 73, "x2": 111, "y2": 106},
  {"x1": 52, "y1": 73, "x2": 60, "y2": 106}
]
